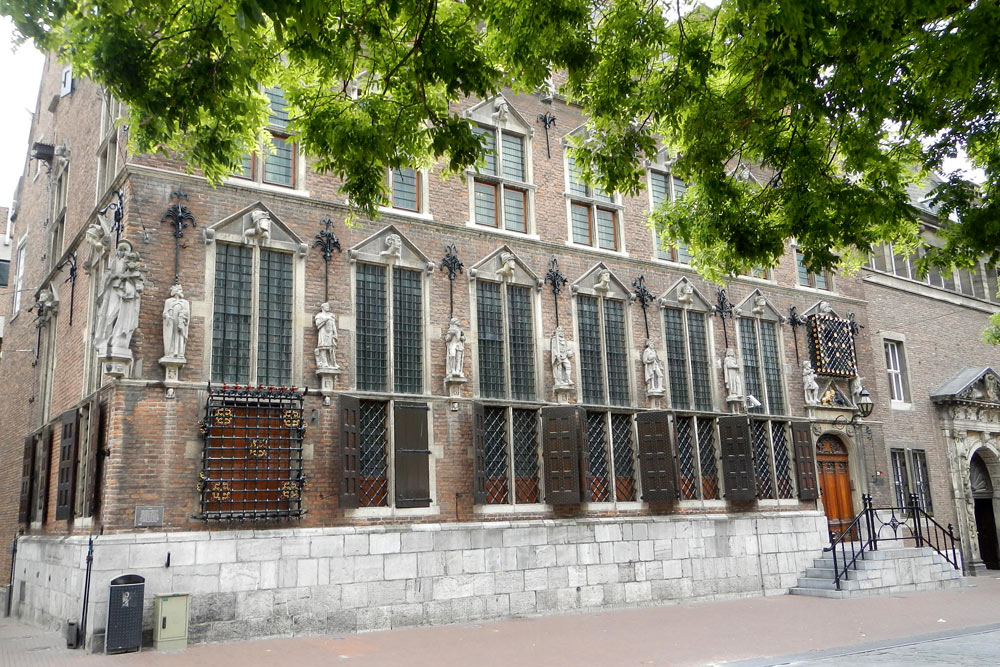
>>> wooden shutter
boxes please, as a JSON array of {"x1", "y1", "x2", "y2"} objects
[
  {"x1": 472, "y1": 402, "x2": 487, "y2": 505},
  {"x1": 719, "y1": 416, "x2": 756, "y2": 501},
  {"x1": 35, "y1": 426, "x2": 53, "y2": 523},
  {"x1": 541, "y1": 406, "x2": 583, "y2": 505},
  {"x1": 791, "y1": 421, "x2": 818, "y2": 500},
  {"x1": 82, "y1": 398, "x2": 104, "y2": 518},
  {"x1": 394, "y1": 401, "x2": 431, "y2": 508},
  {"x1": 55, "y1": 409, "x2": 80, "y2": 520},
  {"x1": 18, "y1": 435, "x2": 36, "y2": 525},
  {"x1": 636, "y1": 411, "x2": 676, "y2": 502},
  {"x1": 339, "y1": 394, "x2": 361, "y2": 509}
]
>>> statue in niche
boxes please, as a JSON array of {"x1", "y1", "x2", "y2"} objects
[
  {"x1": 642, "y1": 339, "x2": 665, "y2": 394},
  {"x1": 497, "y1": 251, "x2": 516, "y2": 282},
  {"x1": 594, "y1": 268, "x2": 612, "y2": 294},
  {"x1": 677, "y1": 281, "x2": 694, "y2": 307},
  {"x1": 94, "y1": 240, "x2": 144, "y2": 354},
  {"x1": 380, "y1": 233, "x2": 402, "y2": 261},
  {"x1": 243, "y1": 209, "x2": 272, "y2": 244},
  {"x1": 445, "y1": 318, "x2": 467, "y2": 378},
  {"x1": 751, "y1": 295, "x2": 767, "y2": 316},
  {"x1": 550, "y1": 327, "x2": 575, "y2": 388},
  {"x1": 313, "y1": 302, "x2": 340, "y2": 371},
  {"x1": 161, "y1": 283, "x2": 190, "y2": 360},
  {"x1": 724, "y1": 347, "x2": 743, "y2": 400},
  {"x1": 802, "y1": 360, "x2": 820, "y2": 405}
]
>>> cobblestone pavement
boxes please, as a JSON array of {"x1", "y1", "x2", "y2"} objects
[{"x1": 2, "y1": 576, "x2": 999, "y2": 666}]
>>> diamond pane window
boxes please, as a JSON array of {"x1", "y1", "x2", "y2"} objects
[
  {"x1": 511, "y1": 409, "x2": 540, "y2": 503},
  {"x1": 393, "y1": 268, "x2": 423, "y2": 394},
  {"x1": 484, "y1": 406, "x2": 510, "y2": 504},
  {"x1": 772, "y1": 422, "x2": 794, "y2": 499},
  {"x1": 212, "y1": 243, "x2": 253, "y2": 384},
  {"x1": 697, "y1": 417, "x2": 719, "y2": 500},
  {"x1": 611, "y1": 413, "x2": 635, "y2": 501},
  {"x1": 676, "y1": 416, "x2": 697, "y2": 500},
  {"x1": 257, "y1": 250, "x2": 292, "y2": 386},
  {"x1": 477, "y1": 281, "x2": 505, "y2": 399},
  {"x1": 356, "y1": 263, "x2": 388, "y2": 392},
  {"x1": 392, "y1": 168, "x2": 420, "y2": 211},
  {"x1": 586, "y1": 412, "x2": 611, "y2": 502},
  {"x1": 604, "y1": 300, "x2": 629, "y2": 406},
  {"x1": 507, "y1": 285, "x2": 536, "y2": 401},
  {"x1": 479, "y1": 406, "x2": 540, "y2": 506},
  {"x1": 359, "y1": 400, "x2": 389, "y2": 507},
  {"x1": 752, "y1": 420, "x2": 775, "y2": 499},
  {"x1": 807, "y1": 314, "x2": 859, "y2": 378},
  {"x1": 198, "y1": 387, "x2": 305, "y2": 521},
  {"x1": 578, "y1": 295, "x2": 605, "y2": 404}
]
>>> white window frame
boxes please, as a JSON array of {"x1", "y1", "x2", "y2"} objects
[
  {"x1": 565, "y1": 153, "x2": 625, "y2": 253},
  {"x1": 11, "y1": 240, "x2": 26, "y2": 316},
  {"x1": 883, "y1": 337, "x2": 911, "y2": 409},
  {"x1": 468, "y1": 123, "x2": 534, "y2": 235}
]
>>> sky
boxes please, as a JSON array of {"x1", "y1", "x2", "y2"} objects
[{"x1": 1, "y1": 18, "x2": 44, "y2": 212}]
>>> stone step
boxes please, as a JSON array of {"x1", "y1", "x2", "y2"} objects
[
  {"x1": 804, "y1": 567, "x2": 835, "y2": 579},
  {"x1": 794, "y1": 577, "x2": 838, "y2": 590},
  {"x1": 789, "y1": 587, "x2": 849, "y2": 599}
]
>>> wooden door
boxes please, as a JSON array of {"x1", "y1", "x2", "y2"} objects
[{"x1": 816, "y1": 435, "x2": 854, "y2": 540}]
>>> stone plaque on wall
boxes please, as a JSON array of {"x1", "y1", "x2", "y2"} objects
[{"x1": 134, "y1": 505, "x2": 164, "y2": 527}]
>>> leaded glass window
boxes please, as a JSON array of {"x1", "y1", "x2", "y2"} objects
[
  {"x1": 475, "y1": 279, "x2": 536, "y2": 401},
  {"x1": 751, "y1": 420, "x2": 794, "y2": 500},
  {"x1": 604, "y1": 301, "x2": 629, "y2": 406},
  {"x1": 238, "y1": 86, "x2": 297, "y2": 187},
  {"x1": 739, "y1": 313, "x2": 785, "y2": 415},
  {"x1": 578, "y1": 293, "x2": 630, "y2": 406},
  {"x1": 663, "y1": 306, "x2": 714, "y2": 412},
  {"x1": 674, "y1": 415, "x2": 720, "y2": 501},
  {"x1": 585, "y1": 411, "x2": 637, "y2": 503},
  {"x1": 356, "y1": 261, "x2": 424, "y2": 394},
  {"x1": 477, "y1": 281, "x2": 505, "y2": 399},
  {"x1": 482, "y1": 406, "x2": 540, "y2": 505},
  {"x1": 507, "y1": 285, "x2": 536, "y2": 401},
  {"x1": 211, "y1": 242, "x2": 293, "y2": 385},
  {"x1": 578, "y1": 296, "x2": 605, "y2": 404},
  {"x1": 391, "y1": 168, "x2": 420, "y2": 212}
]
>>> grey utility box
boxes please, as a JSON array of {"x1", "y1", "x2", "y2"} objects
[
  {"x1": 153, "y1": 593, "x2": 190, "y2": 651},
  {"x1": 106, "y1": 574, "x2": 145, "y2": 654}
]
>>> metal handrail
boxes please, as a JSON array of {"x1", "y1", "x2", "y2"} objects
[{"x1": 823, "y1": 493, "x2": 960, "y2": 590}]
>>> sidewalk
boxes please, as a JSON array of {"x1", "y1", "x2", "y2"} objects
[{"x1": 3, "y1": 577, "x2": 999, "y2": 666}]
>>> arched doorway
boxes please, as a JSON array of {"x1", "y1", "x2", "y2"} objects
[
  {"x1": 817, "y1": 435, "x2": 854, "y2": 539},
  {"x1": 970, "y1": 453, "x2": 999, "y2": 570}
]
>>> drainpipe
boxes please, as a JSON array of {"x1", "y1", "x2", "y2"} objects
[
  {"x1": 78, "y1": 536, "x2": 94, "y2": 649},
  {"x1": 5, "y1": 532, "x2": 18, "y2": 617}
]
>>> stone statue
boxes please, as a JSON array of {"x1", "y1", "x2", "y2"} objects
[
  {"x1": 751, "y1": 295, "x2": 767, "y2": 316},
  {"x1": 819, "y1": 301, "x2": 834, "y2": 315},
  {"x1": 313, "y1": 302, "x2": 340, "y2": 371},
  {"x1": 243, "y1": 209, "x2": 272, "y2": 244},
  {"x1": 550, "y1": 327, "x2": 575, "y2": 388},
  {"x1": 803, "y1": 360, "x2": 820, "y2": 405},
  {"x1": 94, "y1": 239, "x2": 144, "y2": 355},
  {"x1": 380, "y1": 233, "x2": 402, "y2": 261},
  {"x1": 83, "y1": 210, "x2": 115, "y2": 273},
  {"x1": 162, "y1": 284, "x2": 190, "y2": 360},
  {"x1": 985, "y1": 374, "x2": 1000, "y2": 403},
  {"x1": 497, "y1": 251, "x2": 516, "y2": 282},
  {"x1": 724, "y1": 347, "x2": 743, "y2": 400},
  {"x1": 820, "y1": 387, "x2": 836, "y2": 406},
  {"x1": 642, "y1": 339, "x2": 665, "y2": 394},
  {"x1": 445, "y1": 318, "x2": 467, "y2": 378},
  {"x1": 851, "y1": 376, "x2": 865, "y2": 402},
  {"x1": 594, "y1": 268, "x2": 611, "y2": 294},
  {"x1": 35, "y1": 285, "x2": 59, "y2": 323},
  {"x1": 677, "y1": 281, "x2": 694, "y2": 307}
]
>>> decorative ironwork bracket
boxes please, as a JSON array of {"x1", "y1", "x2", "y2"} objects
[
  {"x1": 632, "y1": 275, "x2": 654, "y2": 339},
  {"x1": 161, "y1": 187, "x2": 196, "y2": 285},
  {"x1": 537, "y1": 112, "x2": 557, "y2": 158},
  {"x1": 56, "y1": 253, "x2": 78, "y2": 326},
  {"x1": 439, "y1": 244, "x2": 464, "y2": 318},
  {"x1": 99, "y1": 188, "x2": 126, "y2": 248},
  {"x1": 544, "y1": 257, "x2": 568, "y2": 327},
  {"x1": 787, "y1": 305, "x2": 807, "y2": 362},
  {"x1": 312, "y1": 217, "x2": 342, "y2": 302},
  {"x1": 712, "y1": 288, "x2": 734, "y2": 348}
]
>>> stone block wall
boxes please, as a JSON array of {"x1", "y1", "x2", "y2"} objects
[{"x1": 10, "y1": 512, "x2": 828, "y2": 651}]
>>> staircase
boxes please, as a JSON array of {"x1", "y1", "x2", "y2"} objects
[{"x1": 790, "y1": 546, "x2": 963, "y2": 598}]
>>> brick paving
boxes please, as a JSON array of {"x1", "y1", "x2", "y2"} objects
[{"x1": 2, "y1": 576, "x2": 999, "y2": 666}]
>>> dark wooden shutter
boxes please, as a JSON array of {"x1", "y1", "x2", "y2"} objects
[
  {"x1": 339, "y1": 394, "x2": 361, "y2": 509},
  {"x1": 719, "y1": 416, "x2": 756, "y2": 501},
  {"x1": 56, "y1": 409, "x2": 80, "y2": 520},
  {"x1": 394, "y1": 401, "x2": 431, "y2": 508},
  {"x1": 636, "y1": 411, "x2": 676, "y2": 502},
  {"x1": 18, "y1": 435, "x2": 36, "y2": 525},
  {"x1": 791, "y1": 421, "x2": 819, "y2": 500},
  {"x1": 472, "y1": 402, "x2": 487, "y2": 505},
  {"x1": 541, "y1": 406, "x2": 583, "y2": 505},
  {"x1": 35, "y1": 426, "x2": 53, "y2": 523},
  {"x1": 82, "y1": 399, "x2": 104, "y2": 518}
]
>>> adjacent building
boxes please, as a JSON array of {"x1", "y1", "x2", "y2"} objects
[{"x1": 0, "y1": 54, "x2": 996, "y2": 650}]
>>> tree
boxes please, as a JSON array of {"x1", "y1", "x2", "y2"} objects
[{"x1": 5, "y1": 1, "x2": 999, "y2": 332}]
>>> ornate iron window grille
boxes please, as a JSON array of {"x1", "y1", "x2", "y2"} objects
[
  {"x1": 198, "y1": 385, "x2": 306, "y2": 521},
  {"x1": 696, "y1": 417, "x2": 720, "y2": 500},
  {"x1": 483, "y1": 406, "x2": 510, "y2": 504},
  {"x1": 586, "y1": 412, "x2": 611, "y2": 502},
  {"x1": 359, "y1": 400, "x2": 389, "y2": 507},
  {"x1": 610, "y1": 413, "x2": 635, "y2": 501},
  {"x1": 751, "y1": 420, "x2": 775, "y2": 500}
]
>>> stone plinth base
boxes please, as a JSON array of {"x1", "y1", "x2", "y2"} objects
[
  {"x1": 444, "y1": 376, "x2": 466, "y2": 398},
  {"x1": 159, "y1": 356, "x2": 186, "y2": 398},
  {"x1": 316, "y1": 368, "x2": 341, "y2": 405}
]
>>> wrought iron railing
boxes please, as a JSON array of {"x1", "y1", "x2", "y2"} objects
[{"x1": 824, "y1": 493, "x2": 961, "y2": 590}]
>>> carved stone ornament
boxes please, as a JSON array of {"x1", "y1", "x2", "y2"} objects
[
  {"x1": 803, "y1": 360, "x2": 820, "y2": 406},
  {"x1": 243, "y1": 209, "x2": 272, "y2": 244},
  {"x1": 380, "y1": 233, "x2": 403, "y2": 262},
  {"x1": 723, "y1": 347, "x2": 743, "y2": 402},
  {"x1": 642, "y1": 339, "x2": 665, "y2": 396},
  {"x1": 550, "y1": 327, "x2": 575, "y2": 400},
  {"x1": 314, "y1": 301, "x2": 341, "y2": 404},
  {"x1": 159, "y1": 283, "x2": 191, "y2": 397},
  {"x1": 445, "y1": 317, "x2": 467, "y2": 380},
  {"x1": 94, "y1": 239, "x2": 145, "y2": 377}
]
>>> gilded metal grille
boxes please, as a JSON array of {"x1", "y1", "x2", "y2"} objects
[
  {"x1": 198, "y1": 386, "x2": 305, "y2": 521},
  {"x1": 484, "y1": 406, "x2": 509, "y2": 504},
  {"x1": 257, "y1": 249, "x2": 292, "y2": 385},
  {"x1": 356, "y1": 263, "x2": 387, "y2": 391},
  {"x1": 604, "y1": 300, "x2": 630, "y2": 406},
  {"x1": 688, "y1": 312, "x2": 713, "y2": 411},
  {"x1": 772, "y1": 422, "x2": 794, "y2": 499},
  {"x1": 739, "y1": 318, "x2": 764, "y2": 414},
  {"x1": 611, "y1": 413, "x2": 635, "y2": 501},
  {"x1": 807, "y1": 314, "x2": 859, "y2": 378},
  {"x1": 578, "y1": 296, "x2": 605, "y2": 404},
  {"x1": 477, "y1": 281, "x2": 505, "y2": 398},
  {"x1": 212, "y1": 243, "x2": 252, "y2": 384},
  {"x1": 663, "y1": 308, "x2": 689, "y2": 409},
  {"x1": 507, "y1": 285, "x2": 536, "y2": 401},
  {"x1": 697, "y1": 417, "x2": 719, "y2": 500},
  {"x1": 752, "y1": 420, "x2": 775, "y2": 499},
  {"x1": 759, "y1": 321, "x2": 784, "y2": 414},
  {"x1": 393, "y1": 268, "x2": 423, "y2": 393},
  {"x1": 359, "y1": 400, "x2": 389, "y2": 507},
  {"x1": 675, "y1": 416, "x2": 698, "y2": 500},
  {"x1": 511, "y1": 409, "x2": 539, "y2": 503},
  {"x1": 586, "y1": 412, "x2": 611, "y2": 502}
]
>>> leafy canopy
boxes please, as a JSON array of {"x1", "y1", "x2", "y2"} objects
[{"x1": 4, "y1": 2, "x2": 999, "y2": 305}]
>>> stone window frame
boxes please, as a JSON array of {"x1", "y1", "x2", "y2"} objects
[
  {"x1": 657, "y1": 278, "x2": 718, "y2": 413},
  {"x1": 889, "y1": 446, "x2": 933, "y2": 514},
  {"x1": 562, "y1": 126, "x2": 627, "y2": 255},
  {"x1": 735, "y1": 291, "x2": 789, "y2": 417},
  {"x1": 794, "y1": 248, "x2": 833, "y2": 291},
  {"x1": 868, "y1": 239, "x2": 999, "y2": 305},
  {"x1": 202, "y1": 204, "x2": 307, "y2": 387},
  {"x1": 672, "y1": 414, "x2": 725, "y2": 505},
  {"x1": 48, "y1": 159, "x2": 69, "y2": 268},
  {"x1": 386, "y1": 166, "x2": 430, "y2": 216}
]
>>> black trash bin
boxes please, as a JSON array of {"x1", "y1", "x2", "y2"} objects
[{"x1": 106, "y1": 574, "x2": 144, "y2": 654}]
